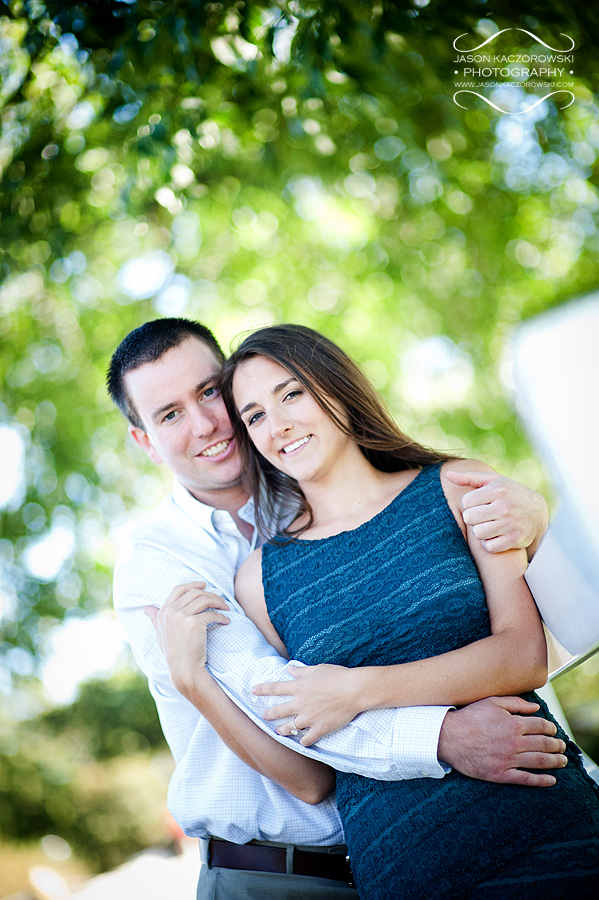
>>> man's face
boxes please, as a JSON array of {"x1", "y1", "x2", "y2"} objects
[{"x1": 125, "y1": 337, "x2": 243, "y2": 504}]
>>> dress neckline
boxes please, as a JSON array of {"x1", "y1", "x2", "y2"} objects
[{"x1": 283, "y1": 463, "x2": 438, "y2": 545}]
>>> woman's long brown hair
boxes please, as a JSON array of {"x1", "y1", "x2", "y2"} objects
[{"x1": 220, "y1": 324, "x2": 454, "y2": 538}]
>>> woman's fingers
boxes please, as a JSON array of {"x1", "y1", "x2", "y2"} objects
[
  {"x1": 274, "y1": 718, "x2": 328, "y2": 747},
  {"x1": 252, "y1": 679, "x2": 295, "y2": 697},
  {"x1": 197, "y1": 610, "x2": 231, "y2": 627},
  {"x1": 276, "y1": 717, "x2": 305, "y2": 736},
  {"x1": 163, "y1": 586, "x2": 229, "y2": 614},
  {"x1": 183, "y1": 593, "x2": 229, "y2": 614},
  {"x1": 166, "y1": 581, "x2": 206, "y2": 602},
  {"x1": 263, "y1": 700, "x2": 295, "y2": 722}
]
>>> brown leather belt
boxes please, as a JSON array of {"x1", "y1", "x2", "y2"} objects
[{"x1": 206, "y1": 837, "x2": 354, "y2": 885}]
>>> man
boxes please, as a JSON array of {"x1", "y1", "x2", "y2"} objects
[{"x1": 108, "y1": 318, "x2": 563, "y2": 899}]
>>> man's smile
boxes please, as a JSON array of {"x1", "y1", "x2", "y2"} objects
[{"x1": 198, "y1": 437, "x2": 235, "y2": 459}]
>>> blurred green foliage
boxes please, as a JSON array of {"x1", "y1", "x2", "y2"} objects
[
  {"x1": 0, "y1": 669, "x2": 171, "y2": 873},
  {"x1": 1, "y1": 0, "x2": 599, "y2": 874},
  {"x1": 2, "y1": 0, "x2": 598, "y2": 667}
]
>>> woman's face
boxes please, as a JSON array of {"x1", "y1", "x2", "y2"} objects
[{"x1": 232, "y1": 355, "x2": 352, "y2": 485}]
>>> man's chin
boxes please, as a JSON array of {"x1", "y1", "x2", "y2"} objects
[{"x1": 186, "y1": 463, "x2": 245, "y2": 493}]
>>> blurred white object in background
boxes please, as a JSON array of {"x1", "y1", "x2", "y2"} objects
[{"x1": 507, "y1": 292, "x2": 599, "y2": 674}]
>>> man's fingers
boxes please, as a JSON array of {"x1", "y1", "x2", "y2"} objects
[
  {"x1": 498, "y1": 769, "x2": 557, "y2": 787},
  {"x1": 517, "y1": 714, "x2": 558, "y2": 737},
  {"x1": 515, "y1": 750, "x2": 568, "y2": 770},
  {"x1": 445, "y1": 470, "x2": 497, "y2": 489},
  {"x1": 516, "y1": 734, "x2": 566, "y2": 755},
  {"x1": 480, "y1": 535, "x2": 518, "y2": 554},
  {"x1": 490, "y1": 696, "x2": 541, "y2": 716},
  {"x1": 468, "y1": 520, "x2": 503, "y2": 541},
  {"x1": 462, "y1": 505, "x2": 496, "y2": 527}
]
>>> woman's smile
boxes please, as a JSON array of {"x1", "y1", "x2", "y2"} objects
[{"x1": 281, "y1": 435, "x2": 312, "y2": 455}]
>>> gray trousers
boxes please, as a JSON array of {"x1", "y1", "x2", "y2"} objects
[{"x1": 197, "y1": 865, "x2": 359, "y2": 899}]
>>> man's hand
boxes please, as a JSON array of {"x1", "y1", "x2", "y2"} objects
[
  {"x1": 252, "y1": 663, "x2": 364, "y2": 746},
  {"x1": 438, "y1": 696, "x2": 567, "y2": 786},
  {"x1": 144, "y1": 582, "x2": 230, "y2": 695},
  {"x1": 445, "y1": 470, "x2": 549, "y2": 556}
]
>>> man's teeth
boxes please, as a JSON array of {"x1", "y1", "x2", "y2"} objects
[
  {"x1": 201, "y1": 440, "x2": 230, "y2": 457},
  {"x1": 282, "y1": 436, "x2": 310, "y2": 454}
]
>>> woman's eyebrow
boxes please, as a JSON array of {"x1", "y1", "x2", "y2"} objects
[{"x1": 239, "y1": 377, "x2": 297, "y2": 416}]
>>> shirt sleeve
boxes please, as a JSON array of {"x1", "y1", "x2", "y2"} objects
[{"x1": 114, "y1": 542, "x2": 450, "y2": 781}]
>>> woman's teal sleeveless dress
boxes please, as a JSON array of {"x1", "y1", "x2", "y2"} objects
[{"x1": 261, "y1": 465, "x2": 599, "y2": 899}]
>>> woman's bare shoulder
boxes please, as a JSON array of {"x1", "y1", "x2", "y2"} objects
[
  {"x1": 235, "y1": 547, "x2": 264, "y2": 612},
  {"x1": 236, "y1": 546, "x2": 263, "y2": 587}
]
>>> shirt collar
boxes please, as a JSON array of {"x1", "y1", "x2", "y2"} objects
[{"x1": 172, "y1": 478, "x2": 256, "y2": 533}]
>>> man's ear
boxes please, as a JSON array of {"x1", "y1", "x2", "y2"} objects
[{"x1": 129, "y1": 424, "x2": 163, "y2": 465}]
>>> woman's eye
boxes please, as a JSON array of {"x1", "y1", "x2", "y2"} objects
[
  {"x1": 247, "y1": 411, "x2": 264, "y2": 426},
  {"x1": 284, "y1": 390, "x2": 302, "y2": 401}
]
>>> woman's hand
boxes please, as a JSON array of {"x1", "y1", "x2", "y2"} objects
[
  {"x1": 144, "y1": 582, "x2": 230, "y2": 696},
  {"x1": 252, "y1": 663, "x2": 365, "y2": 746}
]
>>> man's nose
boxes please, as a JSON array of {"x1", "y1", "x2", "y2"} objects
[{"x1": 189, "y1": 404, "x2": 218, "y2": 438}]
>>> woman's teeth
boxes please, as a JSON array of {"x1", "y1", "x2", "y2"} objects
[{"x1": 282, "y1": 436, "x2": 310, "y2": 454}]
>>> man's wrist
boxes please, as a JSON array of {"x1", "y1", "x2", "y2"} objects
[
  {"x1": 389, "y1": 705, "x2": 451, "y2": 779},
  {"x1": 527, "y1": 497, "x2": 549, "y2": 560},
  {"x1": 437, "y1": 707, "x2": 458, "y2": 769}
]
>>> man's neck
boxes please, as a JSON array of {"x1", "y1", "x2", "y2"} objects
[{"x1": 185, "y1": 482, "x2": 254, "y2": 541}]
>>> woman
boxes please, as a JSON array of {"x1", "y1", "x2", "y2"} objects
[{"x1": 217, "y1": 323, "x2": 599, "y2": 900}]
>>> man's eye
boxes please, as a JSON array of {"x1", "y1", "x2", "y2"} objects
[
  {"x1": 164, "y1": 410, "x2": 178, "y2": 422},
  {"x1": 203, "y1": 385, "x2": 220, "y2": 400}
]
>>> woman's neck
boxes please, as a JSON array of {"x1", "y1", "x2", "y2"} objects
[{"x1": 298, "y1": 448, "x2": 406, "y2": 536}]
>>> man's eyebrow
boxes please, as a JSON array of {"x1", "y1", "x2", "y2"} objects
[
  {"x1": 150, "y1": 376, "x2": 218, "y2": 422},
  {"x1": 238, "y1": 377, "x2": 297, "y2": 417}
]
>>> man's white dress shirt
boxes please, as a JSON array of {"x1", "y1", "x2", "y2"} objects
[{"x1": 113, "y1": 480, "x2": 449, "y2": 845}]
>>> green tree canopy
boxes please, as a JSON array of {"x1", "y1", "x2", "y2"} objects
[{"x1": 1, "y1": 0, "x2": 598, "y2": 676}]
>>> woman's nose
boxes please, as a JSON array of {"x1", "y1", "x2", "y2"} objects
[{"x1": 270, "y1": 409, "x2": 292, "y2": 437}]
